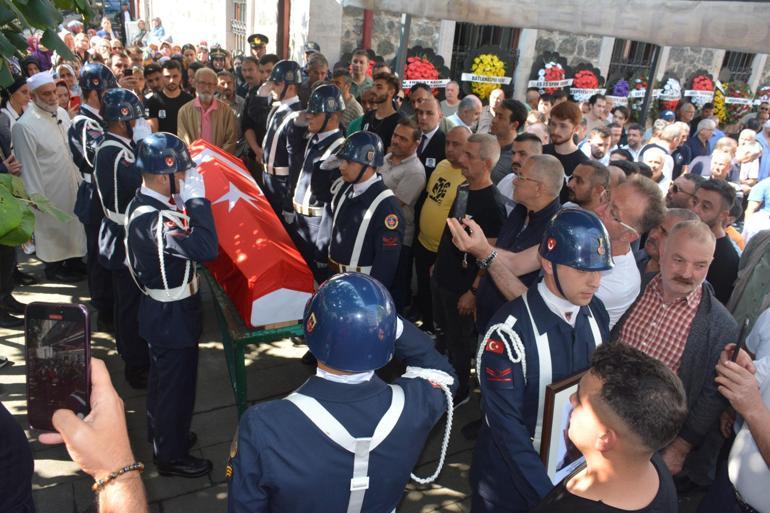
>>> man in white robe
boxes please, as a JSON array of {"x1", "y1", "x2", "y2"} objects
[{"x1": 11, "y1": 72, "x2": 86, "y2": 281}]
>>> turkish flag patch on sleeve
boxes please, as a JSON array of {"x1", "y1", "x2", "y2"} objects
[{"x1": 485, "y1": 339, "x2": 504, "y2": 354}]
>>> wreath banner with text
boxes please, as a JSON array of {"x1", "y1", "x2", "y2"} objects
[
  {"x1": 528, "y1": 51, "x2": 572, "y2": 94},
  {"x1": 462, "y1": 45, "x2": 516, "y2": 100}
]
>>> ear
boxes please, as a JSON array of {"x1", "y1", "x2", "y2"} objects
[
  {"x1": 540, "y1": 256, "x2": 553, "y2": 276},
  {"x1": 595, "y1": 428, "x2": 618, "y2": 453}
]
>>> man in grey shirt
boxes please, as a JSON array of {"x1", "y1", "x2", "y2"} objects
[
  {"x1": 379, "y1": 117, "x2": 426, "y2": 310},
  {"x1": 489, "y1": 99, "x2": 528, "y2": 184},
  {"x1": 332, "y1": 69, "x2": 364, "y2": 130}
]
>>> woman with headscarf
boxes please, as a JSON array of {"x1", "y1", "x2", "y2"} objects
[
  {"x1": 150, "y1": 17, "x2": 165, "y2": 39},
  {"x1": 131, "y1": 19, "x2": 148, "y2": 47},
  {"x1": 27, "y1": 36, "x2": 53, "y2": 71},
  {"x1": 19, "y1": 56, "x2": 41, "y2": 78}
]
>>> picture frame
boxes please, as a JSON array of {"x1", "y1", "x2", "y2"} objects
[{"x1": 540, "y1": 371, "x2": 586, "y2": 485}]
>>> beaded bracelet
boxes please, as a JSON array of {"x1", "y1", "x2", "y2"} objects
[{"x1": 91, "y1": 462, "x2": 145, "y2": 493}]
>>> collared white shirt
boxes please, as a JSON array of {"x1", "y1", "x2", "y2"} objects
[
  {"x1": 350, "y1": 173, "x2": 381, "y2": 198},
  {"x1": 537, "y1": 280, "x2": 581, "y2": 327},
  {"x1": 316, "y1": 368, "x2": 374, "y2": 384},
  {"x1": 108, "y1": 131, "x2": 133, "y2": 147},
  {"x1": 81, "y1": 103, "x2": 103, "y2": 120},
  {"x1": 140, "y1": 186, "x2": 175, "y2": 209}
]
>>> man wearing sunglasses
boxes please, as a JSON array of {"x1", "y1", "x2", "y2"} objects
[{"x1": 667, "y1": 174, "x2": 706, "y2": 209}]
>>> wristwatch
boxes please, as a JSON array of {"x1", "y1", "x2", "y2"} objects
[{"x1": 476, "y1": 249, "x2": 497, "y2": 269}]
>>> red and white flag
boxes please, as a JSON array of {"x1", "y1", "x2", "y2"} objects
[{"x1": 189, "y1": 140, "x2": 314, "y2": 328}]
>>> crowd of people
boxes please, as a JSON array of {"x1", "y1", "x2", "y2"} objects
[{"x1": 1, "y1": 10, "x2": 770, "y2": 513}]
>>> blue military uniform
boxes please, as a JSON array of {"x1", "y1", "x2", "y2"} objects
[
  {"x1": 93, "y1": 131, "x2": 149, "y2": 380},
  {"x1": 69, "y1": 105, "x2": 114, "y2": 321},
  {"x1": 228, "y1": 316, "x2": 458, "y2": 513},
  {"x1": 262, "y1": 98, "x2": 305, "y2": 215},
  {"x1": 292, "y1": 129, "x2": 345, "y2": 280},
  {"x1": 326, "y1": 177, "x2": 404, "y2": 290},
  {"x1": 125, "y1": 133, "x2": 218, "y2": 472},
  {"x1": 469, "y1": 208, "x2": 614, "y2": 513}
]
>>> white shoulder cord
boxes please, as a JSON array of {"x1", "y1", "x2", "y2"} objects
[
  {"x1": 155, "y1": 210, "x2": 192, "y2": 300},
  {"x1": 475, "y1": 315, "x2": 528, "y2": 387},
  {"x1": 74, "y1": 115, "x2": 104, "y2": 168},
  {"x1": 93, "y1": 143, "x2": 135, "y2": 219},
  {"x1": 401, "y1": 366, "x2": 455, "y2": 484}
]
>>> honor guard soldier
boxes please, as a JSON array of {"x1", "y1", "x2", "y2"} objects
[
  {"x1": 93, "y1": 88, "x2": 150, "y2": 389},
  {"x1": 469, "y1": 208, "x2": 613, "y2": 513},
  {"x1": 228, "y1": 273, "x2": 458, "y2": 513},
  {"x1": 125, "y1": 133, "x2": 218, "y2": 477},
  {"x1": 325, "y1": 131, "x2": 405, "y2": 291},
  {"x1": 261, "y1": 59, "x2": 305, "y2": 218},
  {"x1": 69, "y1": 62, "x2": 118, "y2": 327},
  {"x1": 291, "y1": 83, "x2": 346, "y2": 280},
  {"x1": 209, "y1": 47, "x2": 227, "y2": 72}
]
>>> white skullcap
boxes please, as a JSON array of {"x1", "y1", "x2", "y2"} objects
[{"x1": 26, "y1": 72, "x2": 55, "y2": 91}]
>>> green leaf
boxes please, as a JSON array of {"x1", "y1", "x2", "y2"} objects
[
  {"x1": 16, "y1": 0, "x2": 63, "y2": 29},
  {"x1": 0, "y1": 209, "x2": 35, "y2": 247},
  {"x1": 74, "y1": 0, "x2": 94, "y2": 18},
  {"x1": 0, "y1": 31, "x2": 16, "y2": 56},
  {"x1": 0, "y1": 4, "x2": 16, "y2": 25},
  {"x1": 29, "y1": 193, "x2": 73, "y2": 224},
  {"x1": 0, "y1": 60, "x2": 12, "y2": 88},
  {"x1": 0, "y1": 184, "x2": 24, "y2": 239},
  {"x1": 5, "y1": 31, "x2": 30, "y2": 52},
  {"x1": 10, "y1": 175, "x2": 29, "y2": 199},
  {"x1": 41, "y1": 28, "x2": 73, "y2": 60}
]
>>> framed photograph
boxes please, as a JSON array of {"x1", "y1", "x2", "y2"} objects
[{"x1": 540, "y1": 371, "x2": 585, "y2": 485}]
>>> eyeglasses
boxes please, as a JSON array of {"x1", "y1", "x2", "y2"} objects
[
  {"x1": 669, "y1": 182, "x2": 695, "y2": 197},
  {"x1": 608, "y1": 205, "x2": 639, "y2": 237},
  {"x1": 512, "y1": 171, "x2": 541, "y2": 184}
]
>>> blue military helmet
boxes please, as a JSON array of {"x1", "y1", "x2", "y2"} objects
[
  {"x1": 335, "y1": 131, "x2": 384, "y2": 168},
  {"x1": 102, "y1": 88, "x2": 144, "y2": 122},
  {"x1": 79, "y1": 62, "x2": 118, "y2": 94},
  {"x1": 539, "y1": 208, "x2": 614, "y2": 271},
  {"x1": 135, "y1": 133, "x2": 197, "y2": 175},
  {"x1": 306, "y1": 83, "x2": 345, "y2": 114},
  {"x1": 267, "y1": 60, "x2": 302, "y2": 85},
  {"x1": 304, "y1": 273, "x2": 397, "y2": 372}
]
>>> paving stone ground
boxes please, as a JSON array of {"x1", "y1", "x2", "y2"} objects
[{"x1": 0, "y1": 257, "x2": 706, "y2": 512}]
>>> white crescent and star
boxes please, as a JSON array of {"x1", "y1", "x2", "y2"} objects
[{"x1": 211, "y1": 182, "x2": 261, "y2": 213}]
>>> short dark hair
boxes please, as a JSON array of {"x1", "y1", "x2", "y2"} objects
[
  {"x1": 625, "y1": 174, "x2": 666, "y2": 232},
  {"x1": 607, "y1": 121, "x2": 621, "y2": 130},
  {"x1": 611, "y1": 105, "x2": 630, "y2": 119},
  {"x1": 610, "y1": 148, "x2": 633, "y2": 162},
  {"x1": 588, "y1": 93, "x2": 606, "y2": 106},
  {"x1": 143, "y1": 63, "x2": 162, "y2": 77},
  {"x1": 373, "y1": 72, "x2": 400, "y2": 94},
  {"x1": 259, "y1": 54, "x2": 279, "y2": 66},
  {"x1": 682, "y1": 173, "x2": 706, "y2": 188},
  {"x1": 590, "y1": 343, "x2": 687, "y2": 452},
  {"x1": 242, "y1": 56, "x2": 259, "y2": 68},
  {"x1": 608, "y1": 159, "x2": 638, "y2": 176},
  {"x1": 395, "y1": 117, "x2": 420, "y2": 142},
  {"x1": 702, "y1": 102, "x2": 714, "y2": 110},
  {"x1": 577, "y1": 160, "x2": 610, "y2": 189},
  {"x1": 636, "y1": 162, "x2": 653, "y2": 178},
  {"x1": 499, "y1": 99, "x2": 528, "y2": 129},
  {"x1": 590, "y1": 126, "x2": 611, "y2": 139},
  {"x1": 410, "y1": 82, "x2": 431, "y2": 95},
  {"x1": 696, "y1": 179, "x2": 736, "y2": 211},
  {"x1": 539, "y1": 93, "x2": 553, "y2": 104},
  {"x1": 514, "y1": 132, "x2": 543, "y2": 146},
  {"x1": 729, "y1": 199, "x2": 743, "y2": 220},
  {"x1": 332, "y1": 69, "x2": 352, "y2": 84},
  {"x1": 551, "y1": 90, "x2": 567, "y2": 102},
  {"x1": 526, "y1": 87, "x2": 540, "y2": 94},
  {"x1": 216, "y1": 70, "x2": 235, "y2": 81},
  {"x1": 352, "y1": 48, "x2": 369, "y2": 59},
  {"x1": 161, "y1": 59, "x2": 182, "y2": 73},
  {"x1": 626, "y1": 122, "x2": 643, "y2": 134}
]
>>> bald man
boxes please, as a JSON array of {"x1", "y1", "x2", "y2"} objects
[{"x1": 177, "y1": 67, "x2": 238, "y2": 153}]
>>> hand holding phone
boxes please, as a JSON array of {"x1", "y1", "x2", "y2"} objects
[
  {"x1": 730, "y1": 318, "x2": 750, "y2": 363},
  {"x1": 25, "y1": 303, "x2": 91, "y2": 431}
]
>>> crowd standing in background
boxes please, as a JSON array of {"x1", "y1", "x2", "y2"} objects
[{"x1": 1, "y1": 9, "x2": 770, "y2": 513}]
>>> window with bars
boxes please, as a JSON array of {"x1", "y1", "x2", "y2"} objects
[
  {"x1": 230, "y1": 0, "x2": 247, "y2": 54},
  {"x1": 721, "y1": 51, "x2": 754, "y2": 83},
  {"x1": 607, "y1": 39, "x2": 657, "y2": 81},
  {"x1": 450, "y1": 23, "x2": 519, "y2": 93}
]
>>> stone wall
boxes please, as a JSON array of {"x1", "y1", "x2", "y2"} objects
[
  {"x1": 664, "y1": 46, "x2": 721, "y2": 80},
  {"x1": 534, "y1": 29, "x2": 603, "y2": 67},
  {"x1": 340, "y1": 6, "x2": 441, "y2": 63},
  {"x1": 761, "y1": 60, "x2": 770, "y2": 87}
]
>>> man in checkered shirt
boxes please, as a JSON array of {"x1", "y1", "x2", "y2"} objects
[{"x1": 611, "y1": 219, "x2": 738, "y2": 490}]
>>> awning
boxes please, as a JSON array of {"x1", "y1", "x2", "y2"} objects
[{"x1": 341, "y1": 0, "x2": 770, "y2": 54}]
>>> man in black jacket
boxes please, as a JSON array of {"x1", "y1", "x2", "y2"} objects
[{"x1": 415, "y1": 97, "x2": 445, "y2": 180}]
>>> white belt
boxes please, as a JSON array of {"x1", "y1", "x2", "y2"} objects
[
  {"x1": 329, "y1": 258, "x2": 372, "y2": 275},
  {"x1": 266, "y1": 165, "x2": 290, "y2": 176},
  {"x1": 293, "y1": 201, "x2": 324, "y2": 217},
  {"x1": 144, "y1": 275, "x2": 199, "y2": 303},
  {"x1": 82, "y1": 174, "x2": 92, "y2": 184},
  {"x1": 104, "y1": 209, "x2": 127, "y2": 225}
]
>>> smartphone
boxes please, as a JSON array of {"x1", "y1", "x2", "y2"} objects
[
  {"x1": 123, "y1": 68, "x2": 134, "y2": 78},
  {"x1": 68, "y1": 95, "x2": 81, "y2": 111},
  {"x1": 450, "y1": 184, "x2": 470, "y2": 221},
  {"x1": 730, "y1": 318, "x2": 750, "y2": 363},
  {"x1": 25, "y1": 302, "x2": 91, "y2": 431}
]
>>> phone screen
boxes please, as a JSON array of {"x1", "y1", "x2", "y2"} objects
[
  {"x1": 69, "y1": 95, "x2": 81, "y2": 111},
  {"x1": 25, "y1": 303, "x2": 90, "y2": 431},
  {"x1": 450, "y1": 185, "x2": 470, "y2": 221}
]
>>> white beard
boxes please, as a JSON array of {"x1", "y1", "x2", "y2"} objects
[{"x1": 35, "y1": 99, "x2": 58, "y2": 114}]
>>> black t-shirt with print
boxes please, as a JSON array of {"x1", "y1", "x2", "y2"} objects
[{"x1": 145, "y1": 90, "x2": 194, "y2": 135}]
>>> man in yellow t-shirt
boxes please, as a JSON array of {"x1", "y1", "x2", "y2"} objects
[{"x1": 414, "y1": 125, "x2": 470, "y2": 332}]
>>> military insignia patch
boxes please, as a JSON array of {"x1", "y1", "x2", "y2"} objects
[
  {"x1": 384, "y1": 214, "x2": 399, "y2": 230},
  {"x1": 485, "y1": 339, "x2": 504, "y2": 354},
  {"x1": 306, "y1": 312, "x2": 317, "y2": 333},
  {"x1": 285, "y1": 71, "x2": 294, "y2": 82},
  {"x1": 366, "y1": 150, "x2": 375, "y2": 162},
  {"x1": 91, "y1": 78, "x2": 100, "y2": 86},
  {"x1": 546, "y1": 237, "x2": 557, "y2": 251},
  {"x1": 165, "y1": 156, "x2": 175, "y2": 167},
  {"x1": 597, "y1": 237, "x2": 605, "y2": 256},
  {"x1": 120, "y1": 107, "x2": 129, "y2": 116},
  {"x1": 326, "y1": 97, "x2": 337, "y2": 110}
]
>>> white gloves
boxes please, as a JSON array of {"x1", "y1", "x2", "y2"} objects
[
  {"x1": 257, "y1": 82, "x2": 272, "y2": 98},
  {"x1": 132, "y1": 118, "x2": 153, "y2": 143},
  {"x1": 179, "y1": 168, "x2": 206, "y2": 202}
]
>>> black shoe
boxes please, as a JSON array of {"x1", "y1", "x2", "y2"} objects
[
  {"x1": 44, "y1": 269, "x2": 84, "y2": 283},
  {"x1": 187, "y1": 431, "x2": 198, "y2": 450},
  {"x1": 156, "y1": 455, "x2": 212, "y2": 478},
  {"x1": 0, "y1": 310, "x2": 24, "y2": 329},
  {"x1": 2, "y1": 296, "x2": 26, "y2": 315},
  {"x1": 13, "y1": 268, "x2": 37, "y2": 286},
  {"x1": 125, "y1": 365, "x2": 149, "y2": 389},
  {"x1": 62, "y1": 259, "x2": 87, "y2": 275},
  {"x1": 301, "y1": 350, "x2": 317, "y2": 366}
]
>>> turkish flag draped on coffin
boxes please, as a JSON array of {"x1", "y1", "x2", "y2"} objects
[{"x1": 189, "y1": 140, "x2": 314, "y2": 328}]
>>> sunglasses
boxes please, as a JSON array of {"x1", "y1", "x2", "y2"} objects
[{"x1": 669, "y1": 182, "x2": 695, "y2": 197}]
